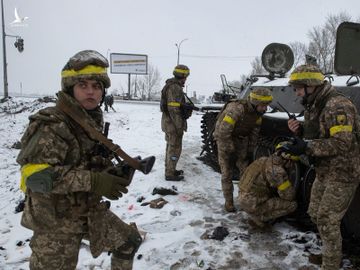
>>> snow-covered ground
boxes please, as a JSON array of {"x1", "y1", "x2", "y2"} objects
[{"x1": 0, "y1": 97, "x2": 325, "y2": 270}]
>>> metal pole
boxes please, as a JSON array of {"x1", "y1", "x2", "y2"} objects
[
  {"x1": 175, "y1": 38, "x2": 188, "y2": 65},
  {"x1": 128, "y1": 74, "x2": 131, "y2": 99},
  {"x1": 1, "y1": 0, "x2": 8, "y2": 98},
  {"x1": 176, "y1": 45, "x2": 180, "y2": 65}
]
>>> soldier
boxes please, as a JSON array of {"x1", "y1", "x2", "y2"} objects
[
  {"x1": 160, "y1": 64, "x2": 191, "y2": 181},
  {"x1": 16, "y1": 50, "x2": 142, "y2": 270},
  {"x1": 284, "y1": 64, "x2": 360, "y2": 270},
  {"x1": 104, "y1": 94, "x2": 115, "y2": 112},
  {"x1": 213, "y1": 88, "x2": 273, "y2": 212},
  {"x1": 238, "y1": 150, "x2": 298, "y2": 228}
]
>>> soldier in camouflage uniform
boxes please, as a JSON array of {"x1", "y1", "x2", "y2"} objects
[
  {"x1": 285, "y1": 64, "x2": 360, "y2": 270},
  {"x1": 238, "y1": 150, "x2": 298, "y2": 228},
  {"x1": 16, "y1": 50, "x2": 142, "y2": 270},
  {"x1": 160, "y1": 64, "x2": 191, "y2": 181},
  {"x1": 104, "y1": 94, "x2": 115, "y2": 112},
  {"x1": 213, "y1": 88, "x2": 273, "y2": 212}
]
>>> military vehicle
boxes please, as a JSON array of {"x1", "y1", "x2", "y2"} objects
[{"x1": 199, "y1": 21, "x2": 360, "y2": 239}]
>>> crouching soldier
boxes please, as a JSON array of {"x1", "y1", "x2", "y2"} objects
[
  {"x1": 213, "y1": 88, "x2": 273, "y2": 212},
  {"x1": 17, "y1": 50, "x2": 142, "y2": 270},
  {"x1": 238, "y1": 149, "x2": 298, "y2": 228}
]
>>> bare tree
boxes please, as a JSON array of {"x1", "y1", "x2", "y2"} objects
[
  {"x1": 239, "y1": 74, "x2": 248, "y2": 86},
  {"x1": 307, "y1": 12, "x2": 352, "y2": 73},
  {"x1": 289, "y1": 41, "x2": 308, "y2": 68},
  {"x1": 137, "y1": 63, "x2": 161, "y2": 100},
  {"x1": 130, "y1": 75, "x2": 144, "y2": 99},
  {"x1": 250, "y1": 56, "x2": 266, "y2": 75}
]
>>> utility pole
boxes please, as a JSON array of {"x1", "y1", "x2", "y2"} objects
[
  {"x1": 175, "y1": 38, "x2": 188, "y2": 65},
  {"x1": 1, "y1": 0, "x2": 8, "y2": 98},
  {"x1": 1, "y1": 0, "x2": 25, "y2": 99}
]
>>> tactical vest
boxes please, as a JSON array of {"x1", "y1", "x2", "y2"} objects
[
  {"x1": 303, "y1": 91, "x2": 343, "y2": 139},
  {"x1": 160, "y1": 83, "x2": 171, "y2": 113},
  {"x1": 239, "y1": 157, "x2": 267, "y2": 193},
  {"x1": 231, "y1": 100, "x2": 260, "y2": 137}
]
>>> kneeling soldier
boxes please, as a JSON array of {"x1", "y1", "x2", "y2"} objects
[{"x1": 238, "y1": 149, "x2": 298, "y2": 228}]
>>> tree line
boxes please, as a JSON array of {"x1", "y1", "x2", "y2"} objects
[{"x1": 249, "y1": 12, "x2": 360, "y2": 76}]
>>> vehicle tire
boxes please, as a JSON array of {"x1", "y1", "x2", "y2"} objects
[{"x1": 299, "y1": 166, "x2": 316, "y2": 211}]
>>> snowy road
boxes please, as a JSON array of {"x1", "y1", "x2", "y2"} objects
[{"x1": 0, "y1": 98, "x2": 326, "y2": 269}]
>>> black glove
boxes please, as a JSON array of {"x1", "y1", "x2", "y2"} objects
[
  {"x1": 280, "y1": 137, "x2": 307, "y2": 156},
  {"x1": 90, "y1": 168, "x2": 129, "y2": 200}
]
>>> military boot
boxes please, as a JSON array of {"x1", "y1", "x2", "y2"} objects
[{"x1": 224, "y1": 200, "x2": 236, "y2": 212}]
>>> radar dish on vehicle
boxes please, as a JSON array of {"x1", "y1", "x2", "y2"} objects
[
  {"x1": 335, "y1": 21, "x2": 360, "y2": 75},
  {"x1": 261, "y1": 43, "x2": 294, "y2": 75}
]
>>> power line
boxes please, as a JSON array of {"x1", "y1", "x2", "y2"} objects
[
  {"x1": 182, "y1": 54, "x2": 256, "y2": 60},
  {"x1": 148, "y1": 54, "x2": 257, "y2": 60}
]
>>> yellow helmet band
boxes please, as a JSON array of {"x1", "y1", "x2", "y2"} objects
[
  {"x1": 174, "y1": 68, "x2": 190, "y2": 75},
  {"x1": 61, "y1": 65, "x2": 107, "y2": 78},
  {"x1": 290, "y1": 71, "x2": 324, "y2": 82},
  {"x1": 250, "y1": 92, "x2": 273, "y2": 102}
]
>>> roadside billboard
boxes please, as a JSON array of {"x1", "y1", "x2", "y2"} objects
[{"x1": 110, "y1": 53, "x2": 148, "y2": 74}]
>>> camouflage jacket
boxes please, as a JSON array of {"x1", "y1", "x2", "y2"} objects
[
  {"x1": 213, "y1": 100, "x2": 262, "y2": 152},
  {"x1": 104, "y1": 95, "x2": 114, "y2": 106},
  {"x1": 304, "y1": 82, "x2": 360, "y2": 181},
  {"x1": 17, "y1": 91, "x2": 113, "y2": 233},
  {"x1": 239, "y1": 156, "x2": 296, "y2": 202},
  {"x1": 161, "y1": 77, "x2": 187, "y2": 134}
]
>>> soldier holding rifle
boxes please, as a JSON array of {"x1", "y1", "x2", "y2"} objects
[{"x1": 17, "y1": 50, "x2": 154, "y2": 270}]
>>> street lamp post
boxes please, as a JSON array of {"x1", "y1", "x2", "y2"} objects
[
  {"x1": 1, "y1": 0, "x2": 8, "y2": 98},
  {"x1": 175, "y1": 38, "x2": 188, "y2": 65}
]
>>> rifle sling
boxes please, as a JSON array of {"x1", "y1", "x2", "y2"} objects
[{"x1": 57, "y1": 98, "x2": 141, "y2": 171}]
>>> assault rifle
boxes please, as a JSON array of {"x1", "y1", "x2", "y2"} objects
[
  {"x1": 58, "y1": 92, "x2": 155, "y2": 174},
  {"x1": 183, "y1": 92, "x2": 200, "y2": 112}
]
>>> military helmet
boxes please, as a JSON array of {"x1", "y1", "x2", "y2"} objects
[
  {"x1": 275, "y1": 142, "x2": 300, "y2": 161},
  {"x1": 61, "y1": 50, "x2": 111, "y2": 92},
  {"x1": 249, "y1": 88, "x2": 273, "y2": 106},
  {"x1": 288, "y1": 64, "x2": 324, "y2": 87},
  {"x1": 173, "y1": 64, "x2": 190, "y2": 79}
]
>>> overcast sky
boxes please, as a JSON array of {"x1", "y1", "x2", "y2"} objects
[{"x1": 1, "y1": 0, "x2": 360, "y2": 97}]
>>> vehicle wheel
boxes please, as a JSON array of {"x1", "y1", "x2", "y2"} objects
[
  {"x1": 253, "y1": 144, "x2": 272, "y2": 160},
  {"x1": 199, "y1": 112, "x2": 220, "y2": 172},
  {"x1": 288, "y1": 161, "x2": 301, "y2": 191},
  {"x1": 299, "y1": 166, "x2": 316, "y2": 211}
]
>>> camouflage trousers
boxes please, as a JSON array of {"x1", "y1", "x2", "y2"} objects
[
  {"x1": 164, "y1": 131, "x2": 183, "y2": 176},
  {"x1": 29, "y1": 207, "x2": 141, "y2": 270},
  {"x1": 217, "y1": 142, "x2": 248, "y2": 202},
  {"x1": 308, "y1": 175, "x2": 358, "y2": 270},
  {"x1": 239, "y1": 192, "x2": 297, "y2": 222}
]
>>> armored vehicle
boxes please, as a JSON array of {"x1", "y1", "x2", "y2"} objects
[{"x1": 199, "y1": 22, "x2": 360, "y2": 239}]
